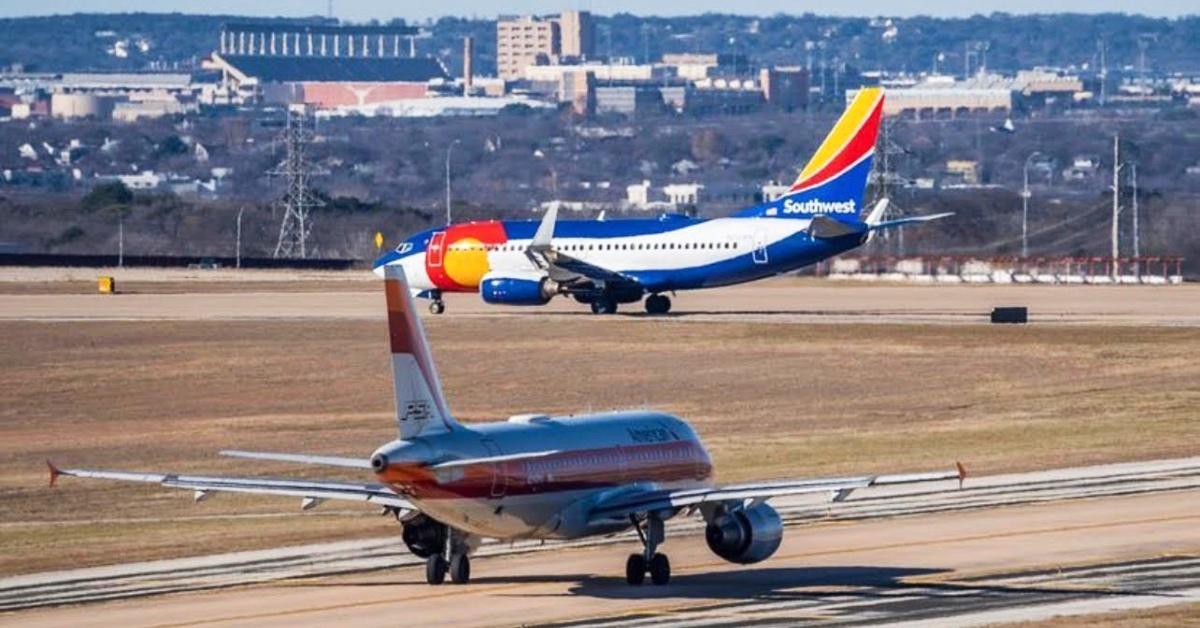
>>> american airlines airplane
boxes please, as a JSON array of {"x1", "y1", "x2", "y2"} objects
[
  {"x1": 373, "y1": 87, "x2": 950, "y2": 315},
  {"x1": 50, "y1": 266, "x2": 965, "y2": 586}
]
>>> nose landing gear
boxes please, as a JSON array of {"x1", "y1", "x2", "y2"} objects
[{"x1": 428, "y1": 290, "x2": 445, "y2": 315}]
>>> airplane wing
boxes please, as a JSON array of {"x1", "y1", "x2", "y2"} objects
[
  {"x1": 588, "y1": 464, "x2": 965, "y2": 523},
  {"x1": 524, "y1": 205, "x2": 643, "y2": 289},
  {"x1": 47, "y1": 461, "x2": 415, "y2": 513}
]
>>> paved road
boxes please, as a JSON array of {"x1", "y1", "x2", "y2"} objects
[
  {"x1": 2, "y1": 282, "x2": 1200, "y2": 326},
  {"x1": 3, "y1": 458, "x2": 1199, "y2": 626}
]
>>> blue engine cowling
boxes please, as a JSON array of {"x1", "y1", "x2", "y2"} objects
[{"x1": 480, "y1": 272, "x2": 555, "y2": 306}]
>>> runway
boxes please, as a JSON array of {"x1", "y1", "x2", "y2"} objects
[
  {"x1": 2, "y1": 281, "x2": 1200, "y2": 325},
  {"x1": 4, "y1": 458, "x2": 1199, "y2": 626}
]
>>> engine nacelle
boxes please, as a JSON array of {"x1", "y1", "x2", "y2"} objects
[
  {"x1": 704, "y1": 503, "x2": 783, "y2": 564},
  {"x1": 480, "y1": 271, "x2": 557, "y2": 306},
  {"x1": 401, "y1": 514, "x2": 447, "y2": 558}
]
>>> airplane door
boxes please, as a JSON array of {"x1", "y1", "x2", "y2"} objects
[
  {"x1": 428, "y1": 231, "x2": 447, "y2": 268},
  {"x1": 752, "y1": 230, "x2": 769, "y2": 265},
  {"x1": 481, "y1": 438, "x2": 507, "y2": 498}
]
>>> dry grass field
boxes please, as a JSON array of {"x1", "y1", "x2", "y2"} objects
[{"x1": 2, "y1": 307, "x2": 1198, "y2": 576}]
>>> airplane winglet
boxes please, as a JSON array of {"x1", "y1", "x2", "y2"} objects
[
  {"x1": 531, "y1": 205, "x2": 558, "y2": 248},
  {"x1": 955, "y1": 461, "x2": 968, "y2": 489},
  {"x1": 865, "y1": 198, "x2": 890, "y2": 227},
  {"x1": 47, "y1": 459, "x2": 61, "y2": 488}
]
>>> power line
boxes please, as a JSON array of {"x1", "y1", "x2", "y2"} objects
[{"x1": 272, "y1": 106, "x2": 327, "y2": 259}]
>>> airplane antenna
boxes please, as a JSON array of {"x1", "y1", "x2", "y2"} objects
[{"x1": 1110, "y1": 134, "x2": 1121, "y2": 279}]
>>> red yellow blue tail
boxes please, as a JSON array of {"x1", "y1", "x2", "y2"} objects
[
  {"x1": 790, "y1": 87, "x2": 884, "y2": 195},
  {"x1": 737, "y1": 87, "x2": 884, "y2": 220}
]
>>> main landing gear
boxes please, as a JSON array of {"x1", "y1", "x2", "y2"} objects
[
  {"x1": 644, "y1": 294, "x2": 672, "y2": 315},
  {"x1": 626, "y1": 514, "x2": 670, "y2": 585},
  {"x1": 425, "y1": 529, "x2": 471, "y2": 585},
  {"x1": 590, "y1": 296, "x2": 618, "y2": 315}
]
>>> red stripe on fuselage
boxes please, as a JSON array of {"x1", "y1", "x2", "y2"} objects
[{"x1": 378, "y1": 440, "x2": 713, "y2": 500}]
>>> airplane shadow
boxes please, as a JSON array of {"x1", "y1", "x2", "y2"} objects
[
  {"x1": 537, "y1": 309, "x2": 970, "y2": 320},
  {"x1": 512, "y1": 565, "x2": 1170, "y2": 601},
  {"x1": 280, "y1": 564, "x2": 1176, "y2": 601},
  {"x1": 515, "y1": 566, "x2": 946, "y2": 600}
]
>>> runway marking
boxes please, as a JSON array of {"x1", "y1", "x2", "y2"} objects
[
  {"x1": 135, "y1": 510, "x2": 1200, "y2": 628},
  {"x1": 143, "y1": 580, "x2": 537, "y2": 628}
]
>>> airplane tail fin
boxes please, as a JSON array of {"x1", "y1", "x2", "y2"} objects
[
  {"x1": 737, "y1": 87, "x2": 884, "y2": 220},
  {"x1": 384, "y1": 265, "x2": 457, "y2": 439}
]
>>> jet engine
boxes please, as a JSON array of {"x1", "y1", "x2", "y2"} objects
[
  {"x1": 704, "y1": 503, "x2": 783, "y2": 564},
  {"x1": 479, "y1": 271, "x2": 558, "y2": 306},
  {"x1": 401, "y1": 513, "x2": 447, "y2": 558}
]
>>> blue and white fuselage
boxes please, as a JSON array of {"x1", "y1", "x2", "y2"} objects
[{"x1": 373, "y1": 88, "x2": 947, "y2": 314}]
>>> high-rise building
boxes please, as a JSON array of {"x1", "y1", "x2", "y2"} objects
[
  {"x1": 557, "y1": 10, "x2": 594, "y2": 60},
  {"x1": 496, "y1": 11, "x2": 593, "y2": 80}
]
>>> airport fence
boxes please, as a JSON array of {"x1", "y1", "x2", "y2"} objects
[
  {"x1": 816, "y1": 256, "x2": 1185, "y2": 285},
  {"x1": 0, "y1": 253, "x2": 363, "y2": 270}
]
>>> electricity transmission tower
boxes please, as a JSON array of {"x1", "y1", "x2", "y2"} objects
[{"x1": 272, "y1": 106, "x2": 326, "y2": 259}]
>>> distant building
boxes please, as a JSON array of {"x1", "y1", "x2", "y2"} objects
[
  {"x1": 761, "y1": 182, "x2": 791, "y2": 202},
  {"x1": 595, "y1": 83, "x2": 666, "y2": 115},
  {"x1": 496, "y1": 10, "x2": 595, "y2": 79},
  {"x1": 556, "y1": 10, "x2": 594, "y2": 59},
  {"x1": 687, "y1": 78, "x2": 765, "y2": 115},
  {"x1": 859, "y1": 75, "x2": 1013, "y2": 118},
  {"x1": 863, "y1": 71, "x2": 1085, "y2": 118},
  {"x1": 662, "y1": 183, "x2": 702, "y2": 205},
  {"x1": 760, "y1": 66, "x2": 809, "y2": 111},
  {"x1": 659, "y1": 53, "x2": 750, "y2": 81},
  {"x1": 944, "y1": 160, "x2": 980, "y2": 185},
  {"x1": 206, "y1": 21, "x2": 446, "y2": 108},
  {"x1": 50, "y1": 93, "x2": 114, "y2": 120},
  {"x1": 1063, "y1": 157, "x2": 1100, "y2": 182}
]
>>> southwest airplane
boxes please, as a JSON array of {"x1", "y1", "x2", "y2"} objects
[
  {"x1": 373, "y1": 87, "x2": 949, "y2": 315},
  {"x1": 50, "y1": 266, "x2": 965, "y2": 586}
]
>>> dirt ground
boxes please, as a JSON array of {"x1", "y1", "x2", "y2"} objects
[
  {"x1": 2, "y1": 302, "x2": 1198, "y2": 575},
  {"x1": 1004, "y1": 603, "x2": 1200, "y2": 627}
]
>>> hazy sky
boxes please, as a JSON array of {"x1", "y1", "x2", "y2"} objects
[{"x1": 0, "y1": 0, "x2": 1195, "y2": 21}]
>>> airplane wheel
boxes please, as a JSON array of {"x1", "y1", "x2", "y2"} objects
[
  {"x1": 649, "y1": 553, "x2": 671, "y2": 585},
  {"x1": 429, "y1": 300, "x2": 445, "y2": 315},
  {"x1": 644, "y1": 294, "x2": 671, "y2": 315},
  {"x1": 426, "y1": 555, "x2": 448, "y2": 585},
  {"x1": 590, "y1": 298, "x2": 617, "y2": 315},
  {"x1": 449, "y1": 553, "x2": 471, "y2": 584},
  {"x1": 625, "y1": 553, "x2": 647, "y2": 585}
]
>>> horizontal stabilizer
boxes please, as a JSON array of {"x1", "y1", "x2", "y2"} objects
[
  {"x1": 429, "y1": 450, "x2": 561, "y2": 470},
  {"x1": 220, "y1": 450, "x2": 372, "y2": 469},
  {"x1": 870, "y1": 212, "x2": 954, "y2": 230},
  {"x1": 808, "y1": 215, "x2": 866, "y2": 240}
]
